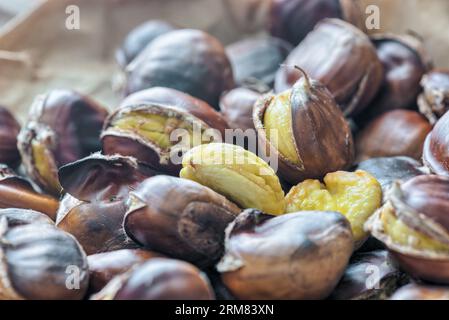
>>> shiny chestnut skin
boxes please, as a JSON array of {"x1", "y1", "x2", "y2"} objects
[
  {"x1": 355, "y1": 110, "x2": 432, "y2": 162},
  {"x1": 423, "y1": 110, "x2": 449, "y2": 176},
  {"x1": 254, "y1": 67, "x2": 354, "y2": 184},
  {"x1": 102, "y1": 87, "x2": 229, "y2": 174},
  {"x1": 418, "y1": 69, "x2": 449, "y2": 124},
  {"x1": 268, "y1": 0, "x2": 364, "y2": 46},
  {"x1": 116, "y1": 20, "x2": 176, "y2": 68},
  {"x1": 56, "y1": 154, "x2": 158, "y2": 255},
  {"x1": 226, "y1": 36, "x2": 292, "y2": 88},
  {"x1": 330, "y1": 250, "x2": 407, "y2": 300},
  {"x1": 275, "y1": 19, "x2": 383, "y2": 116},
  {"x1": 17, "y1": 89, "x2": 108, "y2": 195},
  {"x1": 0, "y1": 208, "x2": 54, "y2": 228},
  {"x1": 124, "y1": 29, "x2": 234, "y2": 109},
  {"x1": 124, "y1": 175, "x2": 240, "y2": 268},
  {"x1": 217, "y1": 209, "x2": 353, "y2": 300},
  {"x1": 92, "y1": 258, "x2": 215, "y2": 300},
  {"x1": 0, "y1": 164, "x2": 59, "y2": 219},
  {"x1": 0, "y1": 106, "x2": 21, "y2": 167},
  {"x1": 390, "y1": 283, "x2": 449, "y2": 300},
  {"x1": 219, "y1": 87, "x2": 261, "y2": 131},
  {"x1": 0, "y1": 220, "x2": 88, "y2": 300},
  {"x1": 87, "y1": 249, "x2": 164, "y2": 293}
]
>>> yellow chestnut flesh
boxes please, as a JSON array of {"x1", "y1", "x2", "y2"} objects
[
  {"x1": 180, "y1": 143, "x2": 285, "y2": 215},
  {"x1": 285, "y1": 170, "x2": 382, "y2": 244},
  {"x1": 31, "y1": 141, "x2": 60, "y2": 194}
]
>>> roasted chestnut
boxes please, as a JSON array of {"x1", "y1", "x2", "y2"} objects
[
  {"x1": 92, "y1": 258, "x2": 215, "y2": 300},
  {"x1": 254, "y1": 67, "x2": 354, "y2": 184},
  {"x1": 418, "y1": 69, "x2": 449, "y2": 124},
  {"x1": 226, "y1": 36, "x2": 292, "y2": 88},
  {"x1": 275, "y1": 19, "x2": 383, "y2": 116},
  {"x1": 422, "y1": 110, "x2": 449, "y2": 176},
  {"x1": 355, "y1": 110, "x2": 432, "y2": 162},
  {"x1": 56, "y1": 153, "x2": 158, "y2": 255},
  {"x1": 17, "y1": 90, "x2": 108, "y2": 195},
  {"x1": 390, "y1": 283, "x2": 449, "y2": 300},
  {"x1": 217, "y1": 209, "x2": 353, "y2": 299},
  {"x1": 0, "y1": 106, "x2": 21, "y2": 167},
  {"x1": 355, "y1": 157, "x2": 426, "y2": 202},
  {"x1": 0, "y1": 208, "x2": 54, "y2": 227},
  {"x1": 124, "y1": 175, "x2": 240, "y2": 267},
  {"x1": 87, "y1": 249, "x2": 164, "y2": 293},
  {"x1": 366, "y1": 175, "x2": 449, "y2": 284},
  {"x1": 268, "y1": 0, "x2": 364, "y2": 46},
  {"x1": 116, "y1": 20, "x2": 176, "y2": 68},
  {"x1": 102, "y1": 87, "x2": 229, "y2": 174},
  {"x1": 360, "y1": 33, "x2": 432, "y2": 121},
  {"x1": 330, "y1": 250, "x2": 407, "y2": 300},
  {"x1": 0, "y1": 219, "x2": 88, "y2": 299},
  {"x1": 0, "y1": 164, "x2": 59, "y2": 219},
  {"x1": 124, "y1": 29, "x2": 234, "y2": 109}
]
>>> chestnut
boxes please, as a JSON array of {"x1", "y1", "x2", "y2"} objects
[
  {"x1": 0, "y1": 219, "x2": 88, "y2": 299},
  {"x1": 418, "y1": 69, "x2": 449, "y2": 124},
  {"x1": 217, "y1": 209, "x2": 353, "y2": 300},
  {"x1": 219, "y1": 87, "x2": 261, "y2": 131},
  {"x1": 268, "y1": 0, "x2": 364, "y2": 46},
  {"x1": 102, "y1": 87, "x2": 229, "y2": 174},
  {"x1": 355, "y1": 110, "x2": 432, "y2": 162},
  {"x1": 361, "y1": 34, "x2": 432, "y2": 121},
  {"x1": 225, "y1": 36, "x2": 292, "y2": 88},
  {"x1": 330, "y1": 250, "x2": 408, "y2": 300},
  {"x1": 275, "y1": 19, "x2": 383, "y2": 116},
  {"x1": 91, "y1": 258, "x2": 215, "y2": 300},
  {"x1": 17, "y1": 89, "x2": 108, "y2": 195},
  {"x1": 254, "y1": 67, "x2": 354, "y2": 184},
  {"x1": 390, "y1": 283, "x2": 449, "y2": 300},
  {"x1": 87, "y1": 249, "x2": 164, "y2": 293},
  {"x1": 0, "y1": 164, "x2": 59, "y2": 219},
  {"x1": 0, "y1": 208, "x2": 54, "y2": 227},
  {"x1": 366, "y1": 175, "x2": 449, "y2": 284},
  {"x1": 116, "y1": 20, "x2": 176, "y2": 68},
  {"x1": 422, "y1": 110, "x2": 449, "y2": 176},
  {"x1": 0, "y1": 106, "x2": 21, "y2": 167},
  {"x1": 124, "y1": 29, "x2": 234, "y2": 109},
  {"x1": 56, "y1": 153, "x2": 158, "y2": 255},
  {"x1": 355, "y1": 156, "x2": 426, "y2": 202},
  {"x1": 124, "y1": 175, "x2": 240, "y2": 267}
]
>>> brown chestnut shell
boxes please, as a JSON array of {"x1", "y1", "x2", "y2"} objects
[
  {"x1": 423, "y1": 110, "x2": 449, "y2": 176},
  {"x1": 219, "y1": 87, "x2": 261, "y2": 131},
  {"x1": 418, "y1": 69, "x2": 449, "y2": 124},
  {"x1": 0, "y1": 106, "x2": 21, "y2": 167},
  {"x1": 390, "y1": 283, "x2": 449, "y2": 300}
]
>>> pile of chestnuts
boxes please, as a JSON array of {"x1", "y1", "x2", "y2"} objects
[{"x1": 1, "y1": 0, "x2": 449, "y2": 301}]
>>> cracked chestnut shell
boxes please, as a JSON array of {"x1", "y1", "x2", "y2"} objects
[
  {"x1": 0, "y1": 164, "x2": 59, "y2": 219},
  {"x1": 366, "y1": 175, "x2": 449, "y2": 284},
  {"x1": 0, "y1": 219, "x2": 88, "y2": 300},
  {"x1": 56, "y1": 153, "x2": 158, "y2": 255},
  {"x1": 390, "y1": 283, "x2": 449, "y2": 300},
  {"x1": 124, "y1": 29, "x2": 234, "y2": 109},
  {"x1": 116, "y1": 20, "x2": 176, "y2": 68},
  {"x1": 355, "y1": 110, "x2": 432, "y2": 162},
  {"x1": 102, "y1": 87, "x2": 229, "y2": 174},
  {"x1": 254, "y1": 67, "x2": 354, "y2": 184},
  {"x1": 226, "y1": 36, "x2": 292, "y2": 88},
  {"x1": 268, "y1": 0, "x2": 364, "y2": 46},
  {"x1": 0, "y1": 106, "x2": 21, "y2": 167},
  {"x1": 87, "y1": 249, "x2": 164, "y2": 294},
  {"x1": 17, "y1": 90, "x2": 108, "y2": 195},
  {"x1": 124, "y1": 175, "x2": 240, "y2": 267},
  {"x1": 423, "y1": 110, "x2": 449, "y2": 176},
  {"x1": 418, "y1": 69, "x2": 449, "y2": 124},
  {"x1": 275, "y1": 19, "x2": 383, "y2": 116},
  {"x1": 91, "y1": 258, "x2": 215, "y2": 300},
  {"x1": 217, "y1": 209, "x2": 353, "y2": 300}
]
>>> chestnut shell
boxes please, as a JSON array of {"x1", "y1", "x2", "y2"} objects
[
  {"x1": 219, "y1": 87, "x2": 261, "y2": 131},
  {"x1": 390, "y1": 283, "x2": 449, "y2": 300},
  {"x1": 423, "y1": 110, "x2": 449, "y2": 176},
  {"x1": 418, "y1": 69, "x2": 449, "y2": 124},
  {"x1": 0, "y1": 106, "x2": 21, "y2": 167}
]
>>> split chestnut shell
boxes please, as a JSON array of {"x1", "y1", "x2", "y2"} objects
[
  {"x1": 423, "y1": 110, "x2": 449, "y2": 176},
  {"x1": 418, "y1": 69, "x2": 449, "y2": 124}
]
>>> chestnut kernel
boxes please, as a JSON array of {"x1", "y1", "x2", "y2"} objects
[
  {"x1": 124, "y1": 29, "x2": 234, "y2": 109},
  {"x1": 390, "y1": 283, "x2": 449, "y2": 300},
  {"x1": 254, "y1": 67, "x2": 354, "y2": 184},
  {"x1": 418, "y1": 69, "x2": 449, "y2": 124},
  {"x1": 0, "y1": 106, "x2": 21, "y2": 167},
  {"x1": 422, "y1": 110, "x2": 449, "y2": 176},
  {"x1": 124, "y1": 175, "x2": 240, "y2": 267},
  {"x1": 56, "y1": 153, "x2": 158, "y2": 255},
  {"x1": 17, "y1": 90, "x2": 108, "y2": 195},
  {"x1": 92, "y1": 258, "x2": 215, "y2": 300},
  {"x1": 217, "y1": 209, "x2": 353, "y2": 299},
  {"x1": 275, "y1": 19, "x2": 383, "y2": 116}
]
